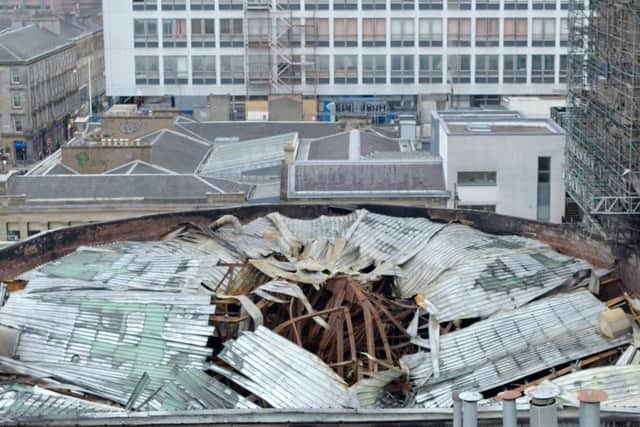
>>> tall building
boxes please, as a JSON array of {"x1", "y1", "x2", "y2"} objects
[
  {"x1": 104, "y1": 0, "x2": 572, "y2": 118},
  {"x1": 565, "y1": 0, "x2": 640, "y2": 241}
]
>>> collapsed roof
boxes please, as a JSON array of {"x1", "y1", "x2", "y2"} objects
[{"x1": 0, "y1": 209, "x2": 636, "y2": 422}]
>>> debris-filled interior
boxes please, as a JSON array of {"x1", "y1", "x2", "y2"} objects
[{"x1": 0, "y1": 209, "x2": 638, "y2": 419}]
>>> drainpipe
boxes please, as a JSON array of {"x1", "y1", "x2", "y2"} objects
[
  {"x1": 528, "y1": 382, "x2": 560, "y2": 427},
  {"x1": 459, "y1": 391, "x2": 483, "y2": 427},
  {"x1": 452, "y1": 391, "x2": 462, "y2": 427},
  {"x1": 497, "y1": 390, "x2": 521, "y2": 427},
  {"x1": 578, "y1": 389, "x2": 608, "y2": 427}
]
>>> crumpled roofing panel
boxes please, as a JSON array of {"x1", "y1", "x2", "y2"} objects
[
  {"x1": 20, "y1": 240, "x2": 229, "y2": 294},
  {"x1": 220, "y1": 211, "x2": 594, "y2": 322},
  {"x1": 404, "y1": 291, "x2": 630, "y2": 408},
  {"x1": 0, "y1": 290, "x2": 216, "y2": 409},
  {"x1": 395, "y1": 224, "x2": 592, "y2": 321},
  {"x1": 211, "y1": 326, "x2": 354, "y2": 409},
  {"x1": 551, "y1": 366, "x2": 640, "y2": 409},
  {"x1": 0, "y1": 383, "x2": 118, "y2": 421}
]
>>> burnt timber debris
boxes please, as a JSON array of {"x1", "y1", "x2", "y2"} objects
[{"x1": 0, "y1": 209, "x2": 639, "y2": 421}]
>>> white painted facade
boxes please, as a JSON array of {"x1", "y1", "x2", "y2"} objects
[
  {"x1": 433, "y1": 110, "x2": 566, "y2": 223},
  {"x1": 104, "y1": 0, "x2": 572, "y2": 98}
]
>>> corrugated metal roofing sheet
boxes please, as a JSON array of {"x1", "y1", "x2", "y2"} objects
[
  {"x1": 20, "y1": 241, "x2": 229, "y2": 294},
  {"x1": 216, "y1": 211, "x2": 594, "y2": 322},
  {"x1": 0, "y1": 290, "x2": 216, "y2": 409},
  {"x1": 0, "y1": 383, "x2": 118, "y2": 421},
  {"x1": 211, "y1": 326, "x2": 354, "y2": 409},
  {"x1": 404, "y1": 291, "x2": 630, "y2": 408}
]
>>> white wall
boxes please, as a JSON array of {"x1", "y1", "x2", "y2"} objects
[{"x1": 444, "y1": 130, "x2": 565, "y2": 223}]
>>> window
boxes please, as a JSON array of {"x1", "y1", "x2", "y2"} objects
[
  {"x1": 334, "y1": 55, "x2": 358, "y2": 84},
  {"x1": 192, "y1": 56, "x2": 216, "y2": 84},
  {"x1": 334, "y1": 19, "x2": 357, "y2": 47},
  {"x1": 305, "y1": 0, "x2": 329, "y2": 10},
  {"x1": 419, "y1": 18, "x2": 442, "y2": 47},
  {"x1": 419, "y1": 0, "x2": 441, "y2": 8},
  {"x1": 12, "y1": 94, "x2": 21, "y2": 109},
  {"x1": 390, "y1": 0, "x2": 413, "y2": 10},
  {"x1": 333, "y1": 0, "x2": 357, "y2": 10},
  {"x1": 475, "y1": 0, "x2": 498, "y2": 9},
  {"x1": 362, "y1": 0, "x2": 385, "y2": 10},
  {"x1": 447, "y1": 18, "x2": 470, "y2": 47},
  {"x1": 447, "y1": 0, "x2": 470, "y2": 9},
  {"x1": 162, "y1": 19, "x2": 187, "y2": 48},
  {"x1": 475, "y1": 55, "x2": 499, "y2": 84},
  {"x1": 362, "y1": 55, "x2": 386, "y2": 84},
  {"x1": 559, "y1": 55, "x2": 568, "y2": 83},
  {"x1": 191, "y1": 0, "x2": 215, "y2": 9},
  {"x1": 537, "y1": 157, "x2": 551, "y2": 221},
  {"x1": 220, "y1": 19, "x2": 244, "y2": 47},
  {"x1": 391, "y1": 55, "x2": 414, "y2": 84},
  {"x1": 135, "y1": 56, "x2": 160, "y2": 85},
  {"x1": 247, "y1": 18, "x2": 270, "y2": 46},
  {"x1": 504, "y1": 0, "x2": 527, "y2": 8},
  {"x1": 560, "y1": 18, "x2": 569, "y2": 47},
  {"x1": 277, "y1": 18, "x2": 302, "y2": 47},
  {"x1": 220, "y1": 56, "x2": 244, "y2": 84},
  {"x1": 503, "y1": 18, "x2": 527, "y2": 47},
  {"x1": 305, "y1": 55, "x2": 330, "y2": 84},
  {"x1": 10, "y1": 69, "x2": 20, "y2": 84},
  {"x1": 247, "y1": 54, "x2": 270, "y2": 83},
  {"x1": 447, "y1": 54, "x2": 470, "y2": 83},
  {"x1": 475, "y1": 18, "x2": 499, "y2": 47},
  {"x1": 532, "y1": 18, "x2": 556, "y2": 47},
  {"x1": 134, "y1": 19, "x2": 158, "y2": 48},
  {"x1": 191, "y1": 19, "x2": 215, "y2": 47},
  {"x1": 13, "y1": 118, "x2": 23, "y2": 132},
  {"x1": 305, "y1": 19, "x2": 329, "y2": 47},
  {"x1": 277, "y1": 54, "x2": 302, "y2": 84},
  {"x1": 391, "y1": 18, "x2": 414, "y2": 47},
  {"x1": 458, "y1": 171, "x2": 497, "y2": 186},
  {"x1": 161, "y1": 0, "x2": 185, "y2": 9},
  {"x1": 219, "y1": 0, "x2": 243, "y2": 9},
  {"x1": 532, "y1": 0, "x2": 555, "y2": 9},
  {"x1": 532, "y1": 55, "x2": 555, "y2": 83},
  {"x1": 419, "y1": 55, "x2": 442, "y2": 83},
  {"x1": 133, "y1": 0, "x2": 157, "y2": 10},
  {"x1": 6, "y1": 223, "x2": 20, "y2": 242},
  {"x1": 363, "y1": 19, "x2": 386, "y2": 47},
  {"x1": 164, "y1": 56, "x2": 188, "y2": 84},
  {"x1": 503, "y1": 55, "x2": 527, "y2": 83}
]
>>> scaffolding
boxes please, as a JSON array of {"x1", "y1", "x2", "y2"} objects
[
  {"x1": 244, "y1": 0, "x2": 316, "y2": 98},
  {"x1": 566, "y1": 0, "x2": 640, "y2": 241}
]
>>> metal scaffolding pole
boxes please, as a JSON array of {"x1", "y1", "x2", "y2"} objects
[{"x1": 566, "y1": 0, "x2": 640, "y2": 242}]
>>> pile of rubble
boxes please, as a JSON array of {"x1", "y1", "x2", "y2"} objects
[{"x1": 0, "y1": 210, "x2": 638, "y2": 420}]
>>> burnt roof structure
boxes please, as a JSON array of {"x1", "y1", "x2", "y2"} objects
[{"x1": 0, "y1": 204, "x2": 639, "y2": 425}]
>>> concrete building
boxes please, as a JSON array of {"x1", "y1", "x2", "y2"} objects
[
  {"x1": 103, "y1": 0, "x2": 574, "y2": 120},
  {"x1": 0, "y1": 25, "x2": 80, "y2": 164},
  {"x1": 432, "y1": 109, "x2": 566, "y2": 222}
]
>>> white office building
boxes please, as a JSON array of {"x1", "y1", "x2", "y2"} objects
[
  {"x1": 103, "y1": 0, "x2": 573, "y2": 116},
  {"x1": 432, "y1": 109, "x2": 566, "y2": 223}
]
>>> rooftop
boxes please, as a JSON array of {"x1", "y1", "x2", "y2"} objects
[
  {"x1": 433, "y1": 110, "x2": 565, "y2": 136},
  {"x1": 0, "y1": 25, "x2": 71, "y2": 63},
  {"x1": 0, "y1": 204, "x2": 636, "y2": 424}
]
